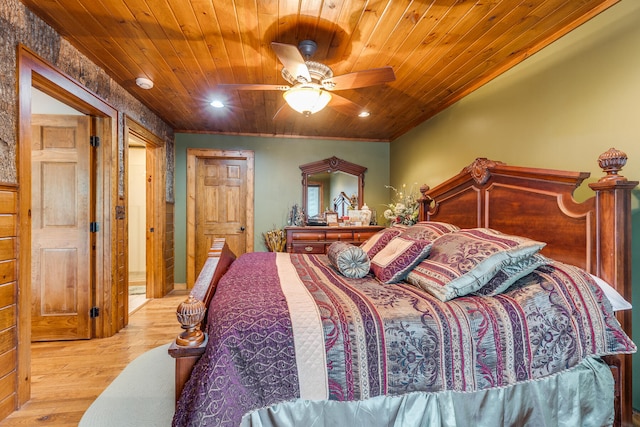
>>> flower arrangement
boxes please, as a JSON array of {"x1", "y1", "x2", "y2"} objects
[{"x1": 383, "y1": 183, "x2": 420, "y2": 226}]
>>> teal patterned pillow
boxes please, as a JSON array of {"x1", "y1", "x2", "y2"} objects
[
  {"x1": 472, "y1": 254, "x2": 548, "y2": 296},
  {"x1": 406, "y1": 228, "x2": 546, "y2": 301},
  {"x1": 327, "y1": 241, "x2": 371, "y2": 279}
]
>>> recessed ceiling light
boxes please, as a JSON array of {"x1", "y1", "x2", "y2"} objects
[
  {"x1": 210, "y1": 100, "x2": 225, "y2": 108},
  {"x1": 135, "y1": 77, "x2": 154, "y2": 90},
  {"x1": 358, "y1": 111, "x2": 370, "y2": 118}
]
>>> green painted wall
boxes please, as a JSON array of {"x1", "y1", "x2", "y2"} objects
[
  {"x1": 174, "y1": 133, "x2": 390, "y2": 282},
  {"x1": 391, "y1": 0, "x2": 640, "y2": 410}
]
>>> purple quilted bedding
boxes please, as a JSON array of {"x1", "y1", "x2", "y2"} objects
[{"x1": 172, "y1": 252, "x2": 635, "y2": 426}]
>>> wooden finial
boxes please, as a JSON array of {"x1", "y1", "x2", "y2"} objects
[
  {"x1": 175, "y1": 294, "x2": 207, "y2": 346},
  {"x1": 597, "y1": 148, "x2": 628, "y2": 182}
]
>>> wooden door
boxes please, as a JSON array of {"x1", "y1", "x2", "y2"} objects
[
  {"x1": 187, "y1": 150, "x2": 254, "y2": 287},
  {"x1": 31, "y1": 114, "x2": 92, "y2": 341}
]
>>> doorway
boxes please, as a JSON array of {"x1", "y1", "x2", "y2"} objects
[
  {"x1": 124, "y1": 117, "x2": 167, "y2": 308},
  {"x1": 127, "y1": 139, "x2": 148, "y2": 313},
  {"x1": 18, "y1": 46, "x2": 119, "y2": 406}
]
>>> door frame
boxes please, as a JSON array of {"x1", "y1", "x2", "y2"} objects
[
  {"x1": 124, "y1": 117, "x2": 166, "y2": 307},
  {"x1": 186, "y1": 149, "x2": 254, "y2": 287},
  {"x1": 17, "y1": 46, "x2": 118, "y2": 405}
]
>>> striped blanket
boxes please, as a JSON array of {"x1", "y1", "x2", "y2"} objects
[{"x1": 172, "y1": 252, "x2": 635, "y2": 427}]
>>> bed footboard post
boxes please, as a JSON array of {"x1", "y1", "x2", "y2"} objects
[
  {"x1": 168, "y1": 295, "x2": 208, "y2": 402},
  {"x1": 589, "y1": 148, "x2": 638, "y2": 426},
  {"x1": 168, "y1": 337, "x2": 208, "y2": 402},
  {"x1": 168, "y1": 238, "x2": 237, "y2": 405}
]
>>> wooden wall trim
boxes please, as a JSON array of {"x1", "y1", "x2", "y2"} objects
[
  {"x1": 165, "y1": 203, "x2": 175, "y2": 295},
  {"x1": 0, "y1": 184, "x2": 18, "y2": 420}
]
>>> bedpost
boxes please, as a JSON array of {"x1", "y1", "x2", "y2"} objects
[
  {"x1": 168, "y1": 238, "x2": 237, "y2": 403},
  {"x1": 418, "y1": 184, "x2": 432, "y2": 221},
  {"x1": 589, "y1": 148, "x2": 638, "y2": 426}
]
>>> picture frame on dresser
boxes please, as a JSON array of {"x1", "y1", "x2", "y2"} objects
[{"x1": 325, "y1": 212, "x2": 338, "y2": 225}]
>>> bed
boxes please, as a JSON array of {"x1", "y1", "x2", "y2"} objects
[{"x1": 169, "y1": 148, "x2": 637, "y2": 426}]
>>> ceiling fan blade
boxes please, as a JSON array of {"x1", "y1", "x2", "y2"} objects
[
  {"x1": 217, "y1": 83, "x2": 289, "y2": 91},
  {"x1": 323, "y1": 66, "x2": 396, "y2": 90},
  {"x1": 327, "y1": 93, "x2": 367, "y2": 117},
  {"x1": 271, "y1": 42, "x2": 311, "y2": 83}
]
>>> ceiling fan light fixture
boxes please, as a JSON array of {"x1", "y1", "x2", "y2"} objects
[
  {"x1": 359, "y1": 111, "x2": 370, "y2": 118},
  {"x1": 283, "y1": 86, "x2": 332, "y2": 117},
  {"x1": 210, "y1": 100, "x2": 225, "y2": 108}
]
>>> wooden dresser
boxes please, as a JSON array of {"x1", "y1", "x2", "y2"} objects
[{"x1": 285, "y1": 225, "x2": 385, "y2": 254}]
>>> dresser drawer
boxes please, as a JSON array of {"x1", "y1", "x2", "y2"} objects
[
  {"x1": 353, "y1": 230, "x2": 379, "y2": 242},
  {"x1": 291, "y1": 231, "x2": 325, "y2": 241},
  {"x1": 285, "y1": 226, "x2": 385, "y2": 254},
  {"x1": 291, "y1": 243, "x2": 325, "y2": 254},
  {"x1": 325, "y1": 231, "x2": 354, "y2": 240}
]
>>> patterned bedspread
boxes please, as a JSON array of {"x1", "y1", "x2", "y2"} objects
[{"x1": 172, "y1": 252, "x2": 635, "y2": 427}]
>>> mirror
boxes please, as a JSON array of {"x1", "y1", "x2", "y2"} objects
[{"x1": 300, "y1": 156, "x2": 366, "y2": 223}]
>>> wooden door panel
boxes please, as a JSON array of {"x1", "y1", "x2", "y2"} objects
[
  {"x1": 42, "y1": 163, "x2": 77, "y2": 226},
  {"x1": 195, "y1": 159, "x2": 247, "y2": 277},
  {"x1": 187, "y1": 150, "x2": 254, "y2": 288},
  {"x1": 39, "y1": 248, "x2": 79, "y2": 313},
  {"x1": 31, "y1": 115, "x2": 91, "y2": 341}
]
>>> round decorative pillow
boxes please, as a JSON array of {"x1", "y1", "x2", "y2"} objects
[{"x1": 327, "y1": 241, "x2": 371, "y2": 279}]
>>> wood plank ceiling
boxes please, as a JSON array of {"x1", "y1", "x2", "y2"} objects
[{"x1": 21, "y1": 0, "x2": 618, "y2": 141}]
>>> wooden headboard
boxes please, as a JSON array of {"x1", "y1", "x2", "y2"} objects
[
  {"x1": 419, "y1": 158, "x2": 596, "y2": 269},
  {"x1": 418, "y1": 148, "x2": 637, "y2": 424}
]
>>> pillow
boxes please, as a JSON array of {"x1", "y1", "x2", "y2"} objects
[
  {"x1": 399, "y1": 221, "x2": 460, "y2": 241},
  {"x1": 327, "y1": 242, "x2": 371, "y2": 279},
  {"x1": 588, "y1": 274, "x2": 632, "y2": 311},
  {"x1": 370, "y1": 236, "x2": 432, "y2": 284},
  {"x1": 360, "y1": 228, "x2": 402, "y2": 259},
  {"x1": 471, "y1": 254, "x2": 548, "y2": 296},
  {"x1": 406, "y1": 228, "x2": 546, "y2": 301}
]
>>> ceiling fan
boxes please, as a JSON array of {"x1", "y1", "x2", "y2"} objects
[{"x1": 217, "y1": 40, "x2": 396, "y2": 119}]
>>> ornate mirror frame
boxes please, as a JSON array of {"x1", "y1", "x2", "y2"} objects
[{"x1": 300, "y1": 156, "x2": 366, "y2": 219}]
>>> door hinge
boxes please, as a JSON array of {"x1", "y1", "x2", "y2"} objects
[
  {"x1": 90, "y1": 306, "x2": 99, "y2": 318},
  {"x1": 90, "y1": 135, "x2": 100, "y2": 147},
  {"x1": 90, "y1": 222, "x2": 100, "y2": 233}
]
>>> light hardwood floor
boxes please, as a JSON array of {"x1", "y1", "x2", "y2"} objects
[{"x1": 0, "y1": 291, "x2": 187, "y2": 427}]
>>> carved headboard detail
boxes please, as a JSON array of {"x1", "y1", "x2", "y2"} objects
[{"x1": 464, "y1": 158, "x2": 506, "y2": 185}]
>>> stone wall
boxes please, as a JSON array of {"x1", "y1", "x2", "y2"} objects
[{"x1": 0, "y1": 0, "x2": 174, "y2": 198}]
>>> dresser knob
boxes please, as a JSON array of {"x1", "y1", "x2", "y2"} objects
[{"x1": 305, "y1": 246, "x2": 313, "y2": 252}]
